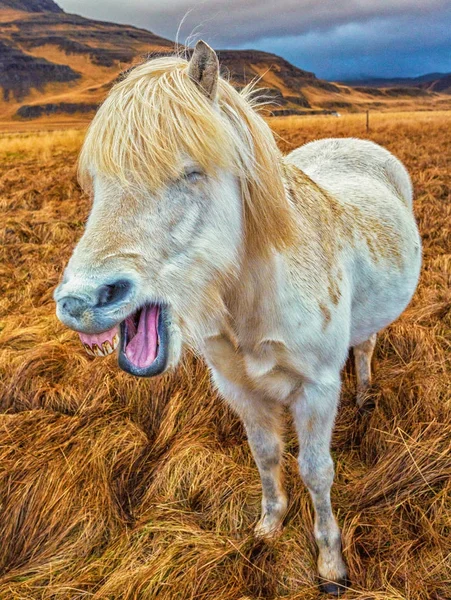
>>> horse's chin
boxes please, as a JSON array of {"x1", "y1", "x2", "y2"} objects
[{"x1": 78, "y1": 304, "x2": 171, "y2": 377}]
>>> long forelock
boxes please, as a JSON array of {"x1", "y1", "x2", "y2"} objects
[{"x1": 78, "y1": 55, "x2": 297, "y2": 255}]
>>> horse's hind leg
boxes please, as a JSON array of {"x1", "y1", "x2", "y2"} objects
[{"x1": 353, "y1": 333, "x2": 377, "y2": 408}]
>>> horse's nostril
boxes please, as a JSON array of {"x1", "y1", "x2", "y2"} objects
[
  {"x1": 97, "y1": 285, "x2": 115, "y2": 306},
  {"x1": 97, "y1": 279, "x2": 133, "y2": 307},
  {"x1": 60, "y1": 296, "x2": 86, "y2": 318}
]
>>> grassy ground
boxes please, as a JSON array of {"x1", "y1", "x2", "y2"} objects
[{"x1": 0, "y1": 111, "x2": 450, "y2": 599}]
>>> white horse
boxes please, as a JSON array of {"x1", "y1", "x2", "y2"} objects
[{"x1": 55, "y1": 41, "x2": 421, "y2": 595}]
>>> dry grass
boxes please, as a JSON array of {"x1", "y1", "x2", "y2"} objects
[
  {"x1": 0, "y1": 111, "x2": 450, "y2": 599},
  {"x1": 0, "y1": 130, "x2": 86, "y2": 161}
]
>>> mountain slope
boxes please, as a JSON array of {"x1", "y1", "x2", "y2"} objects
[
  {"x1": 0, "y1": 40, "x2": 80, "y2": 101},
  {"x1": 421, "y1": 74, "x2": 451, "y2": 94},
  {"x1": 0, "y1": 0, "x2": 62, "y2": 12},
  {"x1": 0, "y1": 0, "x2": 174, "y2": 120},
  {"x1": 0, "y1": 2, "x2": 335, "y2": 120},
  {"x1": 343, "y1": 72, "x2": 451, "y2": 95}
]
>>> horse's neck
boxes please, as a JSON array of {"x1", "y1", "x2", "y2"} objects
[
  {"x1": 208, "y1": 165, "x2": 297, "y2": 348},
  {"x1": 219, "y1": 250, "x2": 285, "y2": 349},
  {"x1": 201, "y1": 160, "x2": 330, "y2": 348}
]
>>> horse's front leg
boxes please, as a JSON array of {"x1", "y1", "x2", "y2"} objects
[
  {"x1": 246, "y1": 401, "x2": 288, "y2": 538},
  {"x1": 219, "y1": 380, "x2": 287, "y2": 537},
  {"x1": 291, "y1": 378, "x2": 348, "y2": 596}
]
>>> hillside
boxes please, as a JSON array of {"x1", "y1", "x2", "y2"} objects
[
  {"x1": 0, "y1": 0, "x2": 62, "y2": 12},
  {"x1": 423, "y1": 73, "x2": 451, "y2": 94},
  {"x1": 0, "y1": 1, "x2": 343, "y2": 121},
  {"x1": 0, "y1": 0, "x2": 174, "y2": 121},
  {"x1": 344, "y1": 72, "x2": 451, "y2": 95},
  {"x1": 0, "y1": 0, "x2": 450, "y2": 125}
]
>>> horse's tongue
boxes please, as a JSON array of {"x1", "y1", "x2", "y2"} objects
[
  {"x1": 79, "y1": 326, "x2": 119, "y2": 356},
  {"x1": 125, "y1": 305, "x2": 159, "y2": 368}
]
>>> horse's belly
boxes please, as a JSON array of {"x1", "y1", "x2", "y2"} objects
[{"x1": 349, "y1": 240, "x2": 421, "y2": 345}]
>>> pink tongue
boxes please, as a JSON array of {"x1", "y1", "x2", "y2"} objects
[
  {"x1": 79, "y1": 326, "x2": 118, "y2": 348},
  {"x1": 125, "y1": 304, "x2": 159, "y2": 368}
]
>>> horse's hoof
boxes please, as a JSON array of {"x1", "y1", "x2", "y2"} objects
[
  {"x1": 318, "y1": 576, "x2": 350, "y2": 596},
  {"x1": 254, "y1": 519, "x2": 283, "y2": 540}
]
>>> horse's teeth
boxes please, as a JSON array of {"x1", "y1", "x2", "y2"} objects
[
  {"x1": 93, "y1": 344, "x2": 105, "y2": 357},
  {"x1": 84, "y1": 343, "x2": 95, "y2": 357},
  {"x1": 102, "y1": 340, "x2": 113, "y2": 355},
  {"x1": 83, "y1": 337, "x2": 118, "y2": 357}
]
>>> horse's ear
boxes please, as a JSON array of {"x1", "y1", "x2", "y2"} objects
[{"x1": 188, "y1": 40, "x2": 219, "y2": 101}]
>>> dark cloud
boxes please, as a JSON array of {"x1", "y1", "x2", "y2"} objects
[
  {"x1": 240, "y1": 9, "x2": 451, "y2": 79},
  {"x1": 57, "y1": 0, "x2": 451, "y2": 79}
]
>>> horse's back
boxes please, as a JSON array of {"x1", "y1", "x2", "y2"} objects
[
  {"x1": 287, "y1": 137, "x2": 413, "y2": 209},
  {"x1": 286, "y1": 137, "x2": 421, "y2": 346}
]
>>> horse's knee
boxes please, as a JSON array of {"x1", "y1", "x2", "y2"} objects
[
  {"x1": 298, "y1": 454, "x2": 334, "y2": 495},
  {"x1": 246, "y1": 427, "x2": 282, "y2": 469},
  {"x1": 258, "y1": 443, "x2": 282, "y2": 471}
]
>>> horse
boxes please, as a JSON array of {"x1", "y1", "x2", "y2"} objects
[{"x1": 54, "y1": 41, "x2": 422, "y2": 595}]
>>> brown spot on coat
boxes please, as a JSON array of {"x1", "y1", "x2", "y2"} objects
[{"x1": 319, "y1": 303, "x2": 332, "y2": 329}]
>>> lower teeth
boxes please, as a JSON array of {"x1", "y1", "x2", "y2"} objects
[
  {"x1": 84, "y1": 344, "x2": 95, "y2": 357},
  {"x1": 84, "y1": 333, "x2": 119, "y2": 357}
]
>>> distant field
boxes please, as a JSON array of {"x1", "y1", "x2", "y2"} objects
[
  {"x1": 0, "y1": 111, "x2": 450, "y2": 599},
  {"x1": 0, "y1": 117, "x2": 91, "y2": 134},
  {"x1": 270, "y1": 109, "x2": 451, "y2": 145},
  {"x1": 0, "y1": 128, "x2": 85, "y2": 158},
  {"x1": 2, "y1": 108, "x2": 449, "y2": 148}
]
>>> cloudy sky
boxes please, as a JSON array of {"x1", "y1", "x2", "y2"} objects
[{"x1": 57, "y1": 0, "x2": 451, "y2": 80}]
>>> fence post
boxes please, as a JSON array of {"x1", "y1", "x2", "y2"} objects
[{"x1": 366, "y1": 110, "x2": 370, "y2": 133}]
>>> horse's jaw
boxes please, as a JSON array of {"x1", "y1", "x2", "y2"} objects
[{"x1": 78, "y1": 303, "x2": 171, "y2": 377}]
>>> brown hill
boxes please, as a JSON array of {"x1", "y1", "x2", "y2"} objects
[
  {"x1": 344, "y1": 72, "x2": 451, "y2": 96},
  {"x1": 0, "y1": 0, "x2": 62, "y2": 12},
  {"x1": 0, "y1": 0, "x2": 174, "y2": 121},
  {"x1": 421, "y1": 74, "x2": 451, "y2": 94},
  {"x1": 0, "y1": 0, "x2": 449, "y2": 125}
]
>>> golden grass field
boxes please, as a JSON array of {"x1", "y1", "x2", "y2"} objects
[{"x1": 0, "y1": 111, "x2": 450, "y2": 599}]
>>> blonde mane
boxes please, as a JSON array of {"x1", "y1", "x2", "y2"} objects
[{"x1": 78, "y1": 55, "x2": 296, "y2": 256}]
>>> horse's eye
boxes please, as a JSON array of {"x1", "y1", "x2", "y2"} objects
[{"x1": 184, "y1": 169, "x2": 204, "y2": 183}]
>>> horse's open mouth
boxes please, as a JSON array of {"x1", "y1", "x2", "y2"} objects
[{"x1": 78, "y1": 304, "x2": 169, "y2": 377}]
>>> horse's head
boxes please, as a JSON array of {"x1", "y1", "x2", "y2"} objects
[{"x1": 54, "y1": 41, "x2": 294, "y2": 377}]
